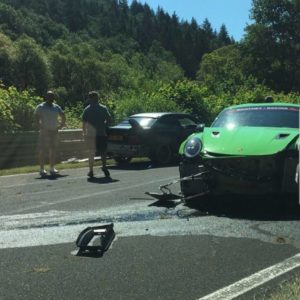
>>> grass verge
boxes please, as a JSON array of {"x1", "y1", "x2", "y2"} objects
[
  {"x1": 261, "y1": 275, "x2": 300, "y2": 300},
  {"x1": 0, "y1": 157, "x2": 150, "y2": 176}
]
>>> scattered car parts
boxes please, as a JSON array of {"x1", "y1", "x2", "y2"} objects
[
  {"x1": 75, "y1": 223, "x2": 115, "y2": 256},
  {"x1": 146, "y1": 170, "x2": 209, "y2": 203}
]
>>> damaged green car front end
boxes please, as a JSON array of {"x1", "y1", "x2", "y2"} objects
[{"x1": 179, "y1": 103, "x2": 300, "y2": 198}]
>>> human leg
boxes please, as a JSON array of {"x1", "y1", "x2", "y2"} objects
[
  {"x1": 97, "y1": 136, "x2": 110, "y2": 178},
  {"x1": 86, "y1": 136, "x2": 96, "y2": 177},
  {"x1": 48, "y1": 131, "x2": 59, "y2": 175},
  {"x1": 38, "y1": 131, "x2": 47, "y2": 176}
]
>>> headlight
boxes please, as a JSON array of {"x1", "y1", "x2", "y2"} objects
[{"x1": 184, "y1": 137, "x2": 202, "y2": 158}]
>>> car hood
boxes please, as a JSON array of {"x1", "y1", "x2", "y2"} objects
[{"x1": 200, "y1": 127, "x2": 299, "y2": 156}]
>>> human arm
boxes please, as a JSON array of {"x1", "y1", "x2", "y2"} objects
[
  {"x1": 82, "y1": 121, "x2": 87, "y2": 137},
  {"x1": 82, "y1": 108, "x2": 88, "y2": 137},
  {"x1": 58, "y1": 110, "x2": 66, "y2": 129},
  {"x1": 105, "y1": 108, "x2": 112, "y2": 126},
  {"x1": 34, "y1": 105, "x2": 42, "y2": 130},
  {"x1": 35, "y1": 114, "x2": 41, "y2": 129}
]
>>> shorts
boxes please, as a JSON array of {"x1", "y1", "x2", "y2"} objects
[
  {"x1": 39, "y1": 130, "x2": 59, "y2": 151},
  {"x1": 85, "y1": 136, "x2": 108, "y2": 155}
]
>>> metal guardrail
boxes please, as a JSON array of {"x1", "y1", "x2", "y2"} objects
[{"x1": 0, "y1": 129, "x2": 87, "y2": 169}]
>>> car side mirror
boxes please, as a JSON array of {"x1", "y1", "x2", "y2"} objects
[{"x1": 196, "y1": 123, "x2": 205, "y2": 132}]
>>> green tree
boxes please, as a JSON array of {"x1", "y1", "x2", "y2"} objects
[
  {"x1": 49, "y1": 41, "x2": 106, "y2": 104},
  {"x1": 197, "y1": 45, "x2": 251, "y2": 94},
  {"x1": 217, "y1": 24, "x2": 232, "y2": 46},
  {"x1": 242, "y1": 0, "x2": 300, "y2": 92},
  {"x1": 13, "y1": 36, "x2": 51, "y2": 95},
  {"x1": 0, "y1": 33, "x2": 15, "y2": 86}
]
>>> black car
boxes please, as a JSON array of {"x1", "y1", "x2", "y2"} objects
[{"x1": 107, "y1": 112, "x2": 198, "y2": 164}]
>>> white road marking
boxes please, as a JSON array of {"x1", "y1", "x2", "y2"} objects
[
  {"x1": 21, "y1": 189, "x2": 64, "y2": 196},
  {"x1": 0, "y1": 219, "x2": 178, "y2": 248},
  {"x1": 199, "y1": 253, "x2": 300, "y2": 300},
  {"x1": 0, "y1": 205, "x2": 164, "y2": 229},
  {"x1": 7, "y1": 176, "x2": 177, "y2": 214}
]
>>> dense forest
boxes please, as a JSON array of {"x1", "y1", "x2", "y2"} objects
[{"x1": 0, "y1": 0, "x2": 299, "y2": 132}]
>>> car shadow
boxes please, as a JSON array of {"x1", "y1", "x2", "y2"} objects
[
  {"x1": 185, "y1": 194, "x2": 300, "y2": 221},
  {"x1": 87, "y1": 177, "x2": 119, "y2": 184}
]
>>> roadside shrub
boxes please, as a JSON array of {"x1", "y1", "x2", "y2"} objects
[
  {"x1": 0, "y1": 94, "x2": 16, "y2": 133},
  {"x1": 114, "y1": 91, "x2": 181, "y2": 123},
  {"x1": 153, "y1": 80, "x2": 211, "y2": 122},
  {"x1": 64, "y1": 102, "x2": 85, "y2": 129},
  {"x1": 272, "y1": 92, "x2": 300, "y2": 104},
  {"x1": 0, "y1": 85, "x2": 41, "y2": 132}
]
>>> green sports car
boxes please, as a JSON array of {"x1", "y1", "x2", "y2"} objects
[{"x1": 179, "y1": 103, "x2": 299, "y2": 199}]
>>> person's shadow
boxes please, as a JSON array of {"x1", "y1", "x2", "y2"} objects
[
  {"x1": 87, "y1": 177, "x2": 119, "y2": 184},
  {"x1": 36, "y1": 174, "x2": 69, "y2": 180}
]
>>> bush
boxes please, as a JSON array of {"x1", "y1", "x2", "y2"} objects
[
  {"x1": 114, "y1": 91, "x2": 181, "y2": 122},
  {"x1": 0, "y1": 94, "x2": 15, "y2": 132},
  {"x1": 64, "y1": 102, "x2": 85, "y2": 129},
  {"x1": 0, "y1": 85, "x2": 41, "y2": 132}
]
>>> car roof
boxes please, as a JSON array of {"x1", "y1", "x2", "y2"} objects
[
  {"x1": 130, "y1": 112, "x2": 192, "y2": 119},
  {"x1": 226, "y1": 102, "x2": 300, "y2": 110}
]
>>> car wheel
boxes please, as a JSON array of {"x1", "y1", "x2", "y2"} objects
[
  {"x1": 113, "y1": 156, "x2": 132, "y2": 165},
  {"x1": 150, "y1": 144, "x2": 172, "y2": 165}
]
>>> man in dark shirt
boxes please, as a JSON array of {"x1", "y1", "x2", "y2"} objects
[{"x1": 82, "y1": 91, "x2": 111, "y2": 178}]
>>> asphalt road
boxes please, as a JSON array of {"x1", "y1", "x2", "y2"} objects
[{"x1": 0, "y1": 162, "x2": 300, "y2": 300}]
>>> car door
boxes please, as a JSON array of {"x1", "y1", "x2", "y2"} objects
[{"x1": 148, "y1": 115, "x2": 184, "y2": 151}]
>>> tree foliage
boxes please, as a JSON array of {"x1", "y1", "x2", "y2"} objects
[
  {"x1": 241, "y1": 0, "x2": 300, "y2": 92},
  {"x1": 197, "y1": 45, "x2": 250, "y2": 94},
  {"x1": 0, "y1": 0, "x2": 230, "y2": 79},
  {"x1": 14, "y1": 36, "x2": 51, "y2": 94},
  {"x1": 0, "y1": 0, "x2": 299, "y2": 133}
]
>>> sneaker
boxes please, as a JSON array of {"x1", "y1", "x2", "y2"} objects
[
  {"x1": 87, "y1": 170, "x2": 94, "y2": 178},
  {"x1": 50, "y1": 168, "x2": 59, "y2": 176},
  {"x1": 39, "y1": 169, "x2": 47, "y2": 177},
  {"x1": 102, "y1": 167, "x2": 110, "y2": 178}
]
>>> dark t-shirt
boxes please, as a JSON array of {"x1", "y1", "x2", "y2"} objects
[{"x1": 82, "y1": 103, "x2": 111, "y2": 136}]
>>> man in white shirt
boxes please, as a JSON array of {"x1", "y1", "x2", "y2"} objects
[{"x1": 34, "y1": 91, "x2": 66, "y2": 177}]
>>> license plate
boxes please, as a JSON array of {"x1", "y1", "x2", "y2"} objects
[
  {"x1": 107, "y1": 144, "x2": 139, "y2": 155},
  {"x1": 109, "y1": 135, "x2": 123, "y2": 141}
]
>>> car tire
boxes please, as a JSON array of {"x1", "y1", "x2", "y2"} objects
[
  {"x1": 113, "y1": 156, "x2": 132, "y2": 165},
  {"x1": 150, "y1": 144, "x2": 172, "y2": 165}
]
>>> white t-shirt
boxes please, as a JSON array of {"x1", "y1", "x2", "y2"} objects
[{"x1": 34, "y1": 102, "x2": 63, "y2": 131}]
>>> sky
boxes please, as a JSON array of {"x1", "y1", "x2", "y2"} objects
[{"x1": 128, "y1": 0, "x2": 253, "y2": 41}]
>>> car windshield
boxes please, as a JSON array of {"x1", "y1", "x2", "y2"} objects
[
  {"x1": 118, "y1": 117, "x2": 157, "y2": 128},
  {"x1": 212, "y1": 106, "x2": 300, "y2": 129}
]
